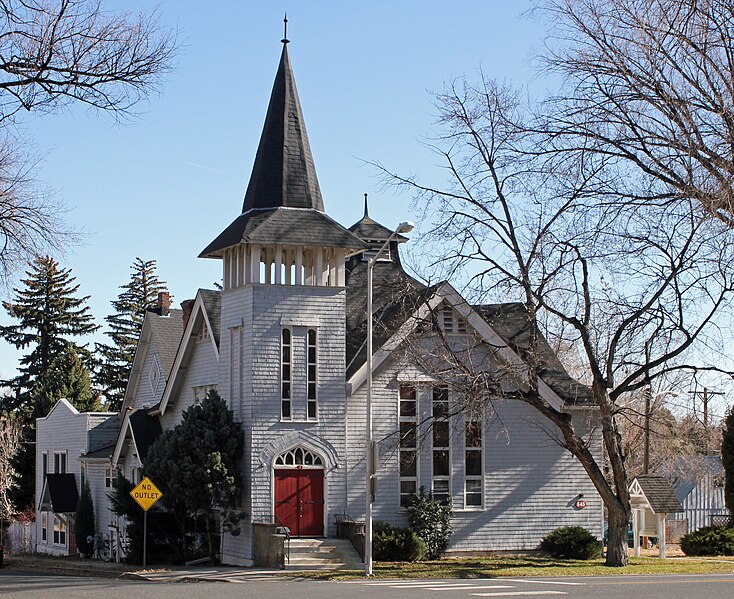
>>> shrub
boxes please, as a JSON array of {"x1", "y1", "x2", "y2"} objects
[
  {"x1": 373, "y1": 521, "x2": 426, "y2": 562},
  {"x1": 406, "y1": 487, "x2": 453, "y2": 560},
  {"x1": 539, "y1": 526, "x2": 602, "y2": 560},
  {"x1": 681, "y1": 526, "x2": 734, "y2": 556}
]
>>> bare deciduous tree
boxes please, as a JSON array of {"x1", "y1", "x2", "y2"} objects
[
  {"x1": 538, "y1": 0, "x2": 734, "y2": 226},
  {"x1": 0, "y1": 411, "x2": 22, "y2": 521},
  {"x1": 378, "y1": 74, "x2": 734, "y2": 566},
  {"x1": 0, "y1": 0, "x2": 177, "y2": 280}
]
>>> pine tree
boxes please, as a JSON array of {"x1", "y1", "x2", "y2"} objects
[
  {"x1": 75, "y1": 480, "x2": 95, "y2": 558},
  {"x1": 0, "y1": 256, "x2": 98, "y2": 418},
  {"x1": 0, "y1": 256, "x2": 97, "y2": 512},
  {"x1": 33, "y1": 346, "x2": 100, "y2": 415},
  {"x1": 95, "y1": 258, "x2": 167, "y2": 411}
]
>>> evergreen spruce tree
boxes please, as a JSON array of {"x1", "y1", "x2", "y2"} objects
[
  {"x1": 95, "y1": 258, "x2": 167, "y2": 411},
  {"x1": 722, "y1": 407, "x2": 734, "y2": 525},
  {"x1": 0, "y1": 256, "x2": 98, "y2": 418},
  {"x1": 0, "y1": 255, "x2": 97, "y2": 511},
  {"x1": 33, "y1": 346, "x2": 100, "y2": 415}
]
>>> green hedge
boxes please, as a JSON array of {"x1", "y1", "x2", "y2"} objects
[
  {"x1": 681, "y1": 526, "x2": 734, "y2": 556},
  {"x1": 539, "y1": 526, "x2": 602, "y2": 560},
  {"x1": 373, "y1": 521, "x2": 426, "y2": 562}
]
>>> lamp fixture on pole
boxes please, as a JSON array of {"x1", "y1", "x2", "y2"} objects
[{"x1": 365, "y1": 220, "x2": 414, "y2": 576}]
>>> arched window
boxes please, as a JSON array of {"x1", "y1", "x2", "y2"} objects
[{"x1": 274, "y1": 446, "x2": 324, "y2": 467}]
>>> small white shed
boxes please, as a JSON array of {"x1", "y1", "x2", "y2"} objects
[{"x1": 629, "y1": 475, "x2": 684, "y2": 558}]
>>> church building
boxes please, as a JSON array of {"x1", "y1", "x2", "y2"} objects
[{"x1": 36, "y1": 35, "x2": 602, "y2": 566}]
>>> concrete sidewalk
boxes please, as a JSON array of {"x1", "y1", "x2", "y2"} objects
[{"x1": 2, "y1": 554, "x2": 309, "y2": 583}]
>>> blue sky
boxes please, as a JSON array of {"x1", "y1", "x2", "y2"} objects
[{"x1": 0, "y1": 0, "x2": 545, "y2": 379}]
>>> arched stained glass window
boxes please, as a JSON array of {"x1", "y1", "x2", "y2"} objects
[{"x1": 274, "y1": 446, "x2": 324, "y2": 467}]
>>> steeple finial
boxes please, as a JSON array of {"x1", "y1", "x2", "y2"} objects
[
  {"x1": 364, "y1": 193, "x2": 369, "y2": 217},
  {"x1": 282, "y1": 14, "x2": 289, "y2": 44}
]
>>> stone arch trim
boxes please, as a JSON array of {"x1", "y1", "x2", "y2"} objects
[{"x1": 259, "y1": 430, "x2": 339, "y2": 469}]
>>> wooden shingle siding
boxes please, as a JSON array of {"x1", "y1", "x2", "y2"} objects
[
  {"x1": 131, "y1": 339, "x2": 164, "y2": 410},
  {"x1": 346, "y1": 359, "x2": 603, "y2": 551}
]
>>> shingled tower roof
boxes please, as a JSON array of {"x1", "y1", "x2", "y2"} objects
[
  {"x1": 243, "y1": 42, "x2": 323, "y2": 212},
  {"x1": 200, "y1": 37, "x2": 366, "y2": 258}
]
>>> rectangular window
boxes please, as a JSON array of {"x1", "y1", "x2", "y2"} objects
[
  {"x1": 105, "y1": 465, "x2": 112, "y2": 488},
  {"x1": 442, "y1": 305, "x2": 467, "y2": 333},
  {"x1": 53, "y1": 452, "x2": 67, "y2": 474},
  {"x1": 307, "y1": 328, "x2": 317, "y2": 420},
  {"x1": 41, "y1": 512, "x2": 47, "y2": 542},
  {"x1": 193, "y1": 384, "x2": 217, "y2": 405},
  {"x1": 432, "y1": 386, "x2": 451, "y2": 505},
  {"x1": 442, "y1": 305, "x2": 454, "y2": 332},
  {"x1": 42, "y1": 452, "x2": 48, "y2": 478},
  {"x1": 80, "y1": 462, "x2": 87, "y2": 487},
  {"x1": 53, "y1": 516, "x2": 66, "y2": 545},
  {"x1": 281, "y1": 328, "x2": 292, "y2": 419},
  {"x1": 399, "y1": 385, "x2": 418, "y2": 508},
  {"x1": 465, "y1": 418, "x2": 484, "y2": 508}
]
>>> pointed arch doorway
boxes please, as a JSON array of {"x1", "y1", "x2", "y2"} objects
[{"x1": 274, "y1": 447, "x2": 325, "y2": 537}]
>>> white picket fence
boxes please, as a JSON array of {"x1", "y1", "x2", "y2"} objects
[{"x1": 4, "y1": 520, "x2": 35, "y2": 554}]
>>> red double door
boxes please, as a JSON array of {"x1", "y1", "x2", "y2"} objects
[{"x1": 274, "y1": 468, "x2": 324, "y2": 537}]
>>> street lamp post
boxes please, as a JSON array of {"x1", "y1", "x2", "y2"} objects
[{"x1": 365, "y1": 220, "x2": 414, "y2": 577}]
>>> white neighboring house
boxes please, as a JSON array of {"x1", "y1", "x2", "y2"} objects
[
  {"x1": 35, "y1": 399, "x2": 118, "y2": 556},
  {"x1": 669, "y1": 456, "x2": 729, "y2": 532}
]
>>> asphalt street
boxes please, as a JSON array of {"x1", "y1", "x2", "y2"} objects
[{"x1": 1, "y1": 572, "x2": 734, "y2": 598}]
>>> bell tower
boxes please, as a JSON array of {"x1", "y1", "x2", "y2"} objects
[{"x1": 200, "y1": 33, "x2": 365, "y2": 564}]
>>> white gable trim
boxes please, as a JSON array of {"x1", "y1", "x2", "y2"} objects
[
  {"x1": 155, "y1": 292, "x2": 219, "y2": 416},
  {"x1": 111, "y1": 409, "x2": 140, "y2": 468},
  {"x1": 120, "y1": 317, "x2": 153, "y2": 414},
  {"x1": 37, "y1": 398, "x2": 79, "y2": 422},
  {"x1": 347, "y1": 281, "x2": 567, "y2": 412}
]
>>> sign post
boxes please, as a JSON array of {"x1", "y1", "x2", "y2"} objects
[{"x1": 129, "y1": 477, "x2": 163, "y2": 568}]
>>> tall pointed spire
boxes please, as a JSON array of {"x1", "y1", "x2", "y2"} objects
[
  {"x1": 363, "y1": 193, "x2": 369, "y2": 217},
  {"x1": 242, "y1": 36, "x2": 324, "y2": 213}
]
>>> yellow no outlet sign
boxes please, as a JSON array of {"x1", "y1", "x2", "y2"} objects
[{"x1": 130, "y1": 477, "x2": 163, "y2": 511}]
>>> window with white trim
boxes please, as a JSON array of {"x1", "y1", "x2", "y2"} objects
[
  {"x1": 105, "y1": 465, "x2": 112, "y2": 488},
  {"x1": 53, "y1": 515, "x2": 66, "y2": 545},
  {"x1": 41, "y1": 512, "x2": 47, "y2": 541},
  {"x1": 197, "y1": 324, "x2": 211, "y2": 342},
  {"x1": 80, "y1": 461, "x2": 87, "y2": 487},
  {"x1": 281, "y1": 328, "x2": 292, "y2": 419},
  {"x1": 399, "y1": 384, "x2": 418, "y2": 508},
  {"x1": 194, "y1": 384, "x2": 217, "y2": 405},
  {"x1": 307, "y1": 328, "x2": 317, "y2": 419},
  {"x1": 465, "y1": 417, "x2": 484, "y2": 508},
  {"x1": 42, "y1": 452, "x2": 48, "y2": 478},
  {"x1": 432, "y1": 385, "x2": 451, "y2": 505},
  {"x1": 53, "y1": 451, "x2": 67, "y2": 474}
]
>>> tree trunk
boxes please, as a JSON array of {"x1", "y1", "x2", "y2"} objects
[{"x1": 606, "y1": 503, "x2": 629, "y2": 567}]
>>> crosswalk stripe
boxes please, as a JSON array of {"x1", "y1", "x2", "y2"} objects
[
  {"x1": 500, "y1": 579, "x2": 584, "y2": 586},
  {"x1": 473, "y1": 592, "x2": 567, "y2": 597}
]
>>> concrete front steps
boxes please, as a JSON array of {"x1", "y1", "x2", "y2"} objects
[{"x1": 286, "y1": 538, "x2": 362, "y2": 570}]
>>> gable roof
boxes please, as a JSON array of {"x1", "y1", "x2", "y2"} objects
[
  {"x1": 243, "y1": 43, "x2": 323, "y2": 213},
  {"x1": 156, "y1": 290, "x2": 221, "y2": 416},
  {"x1": 349, "y1": 215, "x2": 408, "y2": 246},
  {"x1": 39, "y1": 473, "x2": 79, "y2": 513},
  {"x1": 147, "y1": 309, "x2": 184, "y2": 376},
  {"x1": 475, "y1": 303, "x2": 594, "y2": 406},
  {"x1": 344, "y1": 235, "x2": 593, "y2": 407},
  {"x1": 121, "y1": 308, "x2": 184, "y2": 413},
  {"x1": 632, "y1": 475, "x2": 684, "y2": 514}
]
